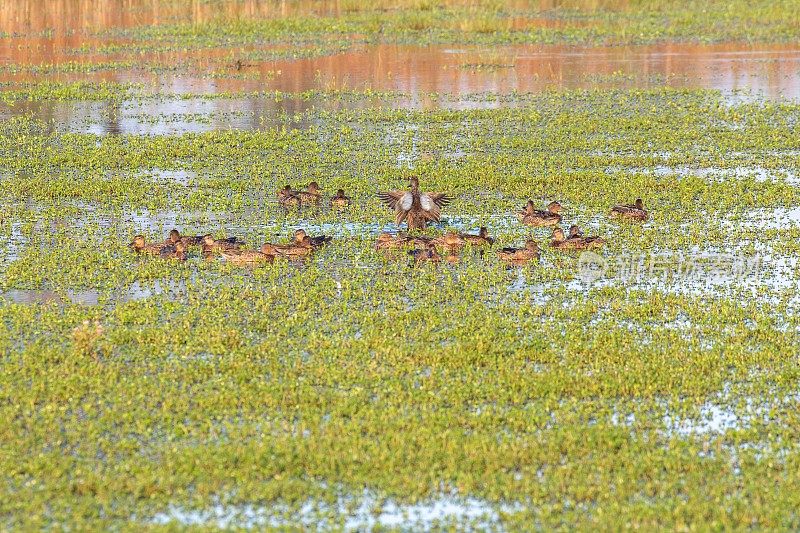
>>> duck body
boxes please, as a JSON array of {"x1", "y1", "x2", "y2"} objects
[
  {"x1": 293, "y1": 229, "x2": 332, "y2": 249},
  {"x1": 298, "y1": 182, "x2": 323, "y2": 206},
  {"x1": 550, "y1": 228, "x2": 605, "y2": 250},
  {"x1": 130, "y1": 235, "x2": 170, "y2": 256},
  {"x1": 460, "y1": 227, "x2": 494, "y2": 246},
  {"x1": 497, "y1": 240, "x2": 540, "y2": 263},
  {"x1": 518, "y1": 200, "x2": 563, "y2": 227},
  {"x1": 261, "y1": 236, "x2": 313, "y2": 258},
  {"x1": 221, "y1": 248, "x2": 274, "y2": 265},
  {"x1": 432, "y1": 231, "x2": 466, "y2": 251},
  {"x1": 330, "y1": 189, "x2": 351, "y2": 208},
  {"x1": 160, "y1": 241, "x2": 187, "y2": 261},
  {"x1": 378, "y1": 177, "x2": 451, "y2": 230},
  {"x1": 375, "y1": 232, "x2": 409, "y2": 250},
  {"x1": 409, "y1": 245, "x2": 441, "y2": 264},
  {"x1": 278, "y1": 185, "x2": 301, "y2": 208},
  {"x1": 610, "y1": 198, "x2": 648, "y2": 221},
  {"x1": 202, "y1": 235, "x2": 242, "y2": 254}
]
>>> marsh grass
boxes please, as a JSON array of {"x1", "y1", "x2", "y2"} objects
[{"x1": 2, "y1": 2, "x2": 800, "y2": 529}]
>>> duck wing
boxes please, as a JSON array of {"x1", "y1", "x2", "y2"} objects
[{"x1": 419, "y1": 193, "x2": 448, "y2": 221}]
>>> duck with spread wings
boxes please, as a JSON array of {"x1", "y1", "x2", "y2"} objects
[{"x1": 377, "y1": 176, "x2": 452, "y2": 230}]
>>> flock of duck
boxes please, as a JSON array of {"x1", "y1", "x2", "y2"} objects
[{"x1": 129, "y1": 177, "x2": 649, "y2": 266}]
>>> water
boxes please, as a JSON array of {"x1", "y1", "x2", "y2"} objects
[{"x1": 1, "y1": 1, "x2": 799, "y2": 133}]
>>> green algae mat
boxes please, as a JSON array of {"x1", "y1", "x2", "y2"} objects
[{"x1": 2, "y1": 1, "x2": 800, "y2": 530}]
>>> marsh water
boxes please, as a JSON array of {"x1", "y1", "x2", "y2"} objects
[{"x1": 0, "y1": 0, "x2": 799, "y2": 134}]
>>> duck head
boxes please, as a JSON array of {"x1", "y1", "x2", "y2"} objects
[
  {"x1": 294, "y1": 229, "x2": 308, "y2": 242},
  {"x1": 202, "y1": 234, "x2": 216, "y2": 246},
  {"x1": 547, "y1": 201, "x2": 563, "y2": 214},
  {"x1": 525, "y1": 240, "x2": 540, "y2": 252},
  {"x1": 552, "y1": 228, "x2": 566, "y2": 241},
  {"x1": 308, "y1": 182, "x2": 320, "y2": 193},
  {"x1": 336, "y1": 188, "x2": 345, "y2": 197},
  {"x1": 568, "y1": 225, "x2": 582, "y2": 238},
  {"x1": 130, "y1": 235, "x2": 146, "y2": 250},
  {"x1": 168, "y1": 229, "x2": 181, "y2": 243},
  {"x1": 635, "y1": 198, "x2": 644, "y2": 209}
]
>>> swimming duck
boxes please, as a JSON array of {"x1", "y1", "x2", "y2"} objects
[
  {"x1": 298, "y1": 182, "x2": 323, "y2": 206},
  {"x1": 378, "y1": 176, "x2": 452, "y2": 230},
  {"x1": 220, "y1": 248, "x2": 274, "y2": 265},
  {"x1": 330, "y1": 189, "x2": 351, "y2": 208},
  {"x1": 261, "y1": 236, "x2": 314, "y2": 258},
  {"x1": 202, "y1": 234, "x2": 242, "y2": 253},
  {"x1": 550, "y1": 227, "x2": 605, "y2": 250},
  {"x1": 518, "y1": 200, "x2": 563, "y2": 227},
  {"x1": 409, "y1": 243, "x2": 441, "y2": 264},
  {"x1": 161, "y1": 241, "x2": 188, "y2": 261},
  {"x1": 375, "y1": 232, "x2": 409, "y2": 250},
  {"x1": 397, "y1": 233, "x2": 434, "y2": 249},
  {"x1": 130, "y1": 235, "x2": 170, "y2": 256},
  {"x1": 496, "y1": 240, "x2": 540, "y2": 263},
  {"x1": 610, "y1": 198, "x2": 648, "y2": 221},
  {"x1": 167, "y1": 229, "x2": 239, "y2": 247},
  {"x1": 278, "y1": 185, "x2": 301, "y2": 207},
  {"x1": 432, "y1": 231, "x2": 466, "y2": 251},
  {"x1": 294, "y1": 229, "x2": 332, "y2": 249},
  {"x1": 460, "y1": 227, "x2": 494, "y2": 246}
]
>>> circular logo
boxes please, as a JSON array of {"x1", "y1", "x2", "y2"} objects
[{"x1": 578, "y1": 251, "x2": 607, "y2": 283}]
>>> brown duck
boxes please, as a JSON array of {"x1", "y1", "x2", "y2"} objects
[
  {"x1": 261, "y1": 236, "x2": 314, "y2": 258},
  {"x1": 278, "y1": 185, "x2": 301, "y2": 208},
  {"x1": 460, "y1": 227, "x2": 494, "y2": 246},
  {"x1": 202, "y1": 234, "x2": 242, "y2": 254},
  {"x1": 610, "y1": 198, "x2": 648, "y2": 221},
  {"x1": 496, "y1": 240, "x2": 540, "y2": 264},
  {"x1": 378, "y1": 176, "x2": 451, "y2": 230},
  {"x1": 550, "y1": 227, "x2": 605, "y2": 250},
  {"x1": 130, "y1": 235, "x2": 170, "y2": 256},
  {"x1": 293, "y1": 229, "x2": 332, "y2": 249},
  {"x1": 375, "y1": 232, "x2": 409, "y2": 250},
  {"x1": 220, "y1": 248, "x2": 274, "y2": 265},
  {"x1": 518, "y1": 200, "x2": 563, "y2": 227},
  {"x1": 432, "y1": 231, "x2": 466, "y2": 251},
  {"x1": 298, "y1": 182, "x2": 323, "y2": 206},
  {"x1": 330, "y1": 189, "x2": 351, "y2": 208},
  {"x1": 168, "y1": 229, "x2": 238, "y2": 247},
  {"x1": 161, "y1": 241, "x2": 188, "y2": 261},
  {"x1": 409, "y1": 243, "x2": 441, "y2": 264}
]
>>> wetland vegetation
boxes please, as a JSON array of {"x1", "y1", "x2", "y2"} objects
[{"x1": 2, "y1": 0, "x2": 800, "y2": 530}]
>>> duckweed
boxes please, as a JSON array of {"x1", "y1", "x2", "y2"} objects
[{"x1": 3, "y1": 1, "x2": 800, "y2": 530}]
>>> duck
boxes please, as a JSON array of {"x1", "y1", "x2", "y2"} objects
[
  {"x1": 432, "y1": 231, "x2": 466, "y2": 251},
  {"x1": 496, "y1": 240, "x2": 540, "y2": 264},
  {"x1": 161, "y1": 241, "x2": 188, "y2": 261},
  {"x1": 261, "y1": 236, "x2": 314, "y2": 258},
  {"x1": 220, "y1": 248, "x2": 274, "y2": 265},
  {"x1": 610, "y1": 198, "x2": 648, "y2": 221},
  {"x1": 293, "y1": 229, "x2": 332, "y2": 249},
  {"x1": 298, "y1": 182, "x2": 323, "y2": 206},
  {"x1": 330, "y1": 189, "x2": 351, "y2": 208},
  {"x1": 130, "y1": 235, "x2": 170, "y2": 256},
  {"x1": 409, "y1": 243, "x2": 441, "y2": 264},
  {"x1": 201, "y1": 234, "x2": 242, "y2": 254},
  {"x1": 378, "y1": 176, "x2": 452, "y2": 230},
  {"x1": 550, "y1": 227, "x2": 605, "y2": 250},
  {"x1": 278, "y1": 185, "x2": 301, "y2": 207},
  {"x1": 167, "y1": 229, "x2": 239, "y2": 247},
  {"x1": 518, "y1": 200, "x2": 563, "y2": 227},
  {"x1": 568, "y1": 225, "x2": 583, "y2": 238},
  {"x1": 398, "y1": 233, "x2": 434, "y2": 249},
  {"x1": 375, "y1": 232, "x2": 409, "y2": 250},
  {"x1": 460, "y1": 227, "x2": 494, "y2": 246}
]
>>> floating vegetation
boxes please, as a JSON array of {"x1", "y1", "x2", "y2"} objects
[{"x1": 3, "y1": 1, "x2": 800, "y2": 530}]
